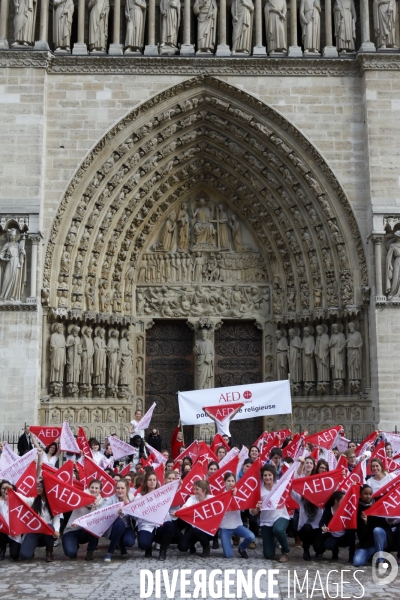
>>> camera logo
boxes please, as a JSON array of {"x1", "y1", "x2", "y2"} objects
[{"x1": 371, "y1": 552, "x2": 398, "y2": 585}]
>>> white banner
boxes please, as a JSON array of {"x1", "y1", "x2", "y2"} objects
[
  {"x1": 145, "y1": 443, "x2": 167, "y2": 465},
  {"x1": 236, "y1": 446, "x2": 249, "y2": 478},
  {"x1": 107, "y1": 436, "x2": 134, "y2": 460},
  {"x1": 335, "y1": 435, "x2": 350, "y2": 454},
  {"x1": 0, "y1": 443, "x2": 18, "y2": 471},
  {"x1": 60, "y1": 421, "x2": 81, "y2": 453},
  {"x1": 72, "y1": 502, "x2": 124, "y2": 537},
  {"x1": 383, "y1": 433, "x2": 400, "y2": 455},
  {"x1": 218, "y1": 447, "x2": 240, "y2": 468},
  {"x1": 122, "y1": 479, "x2": 180, "y2": 525},
  {"x1": 178, "y1": 380, "x2": 291, "y2": 426},
  {"x1": 262, "y1": 461, "x2": 297, "y2": 510},
  {"x1": 0, "y1": 449, "x2": 38, "y2": 484},
  {"x1": 136, "y1": 403, "x2": 156, "y2": 432}
]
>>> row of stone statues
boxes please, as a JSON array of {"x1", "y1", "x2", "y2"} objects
[
  {"x1": 49, "y1": 323, "x2": 142, "y2": 398},
  {"x1": 275, "y1": 322, "x2": 363, "y2": 394},
  {"x1": 10, "y1": 0, "x2": 398, "y2": 53}
]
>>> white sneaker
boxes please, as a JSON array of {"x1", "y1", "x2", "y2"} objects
[{"x1": 104, "y1": 554, "x2": 112, "y2": 562}]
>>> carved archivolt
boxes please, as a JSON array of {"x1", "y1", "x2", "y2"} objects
[{"x1": 43, "y1": 76, "x2": 368, "y2": 321}]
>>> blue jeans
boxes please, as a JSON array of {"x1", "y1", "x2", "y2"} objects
[
  {"x1": 20, "y1": 533, "x2": 54, "y2": 560},
  {"x1": 353, "y1": 528, "x2": 388, "y2": 567},
  {"x1": 220, "y1": 525, "x2": 255, "y2": 559},
  {"x1": 107, "y1": 519, "x2": 135, "y2": 555},
  {"x1": 262, "y1": 518, "x2": 290, "y2": 559},
  {"x1": 138, "y1": 522, "x2": 175, "y2": 550},
  {"x1": 62, "y1": 529, "x2": 98, "y2": 557}
]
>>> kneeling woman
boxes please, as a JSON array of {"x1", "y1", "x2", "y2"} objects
[
  {"x1": 219, "y1": 472, "x2": 255, "y2": 559},
  {"x1": 62, "y1": 479, "x2": 103, "y2": 561},
  {"x1": 136, "y1": 471, "x2": 175, "y2": 560},
  {"x1": 176, "y1": 480, "x2": 214, "y2": 557},
  {"x1": 19, "y1": 479, "x2": 60, "y2": 562},
  {"x1": 320, "y1": 490, "x2": 355, "y2": 561},
  {"x1": 251, "y1": 465, "x2": 290, "y2": 562},
  {"x1": 103, "y1": 480, "x2": 135, "y2": 562},
  {"x1": 0, "y1": 481, "x2": 21, "y2": 561}
]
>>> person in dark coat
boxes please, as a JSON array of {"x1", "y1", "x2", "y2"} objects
[
  {"x1": 319, "y1": 490, "x2": 356, "y2": 562},
  {"x1": 353, "y1": 484, "x2": 393, "y2": 566},
  {"x1": 17, "y1": 425, "x2": 33, "y2": 456},
  {"x1": 147, "y1": 429, "x2": 162, "y2": 453}
]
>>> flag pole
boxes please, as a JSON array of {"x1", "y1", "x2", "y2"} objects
[
  {"x1": 178, "y1": 391, "x2": 184, "y2": 444},
  {"x1": 288, "y1": 372, "x2": 293, "y2": 435}
]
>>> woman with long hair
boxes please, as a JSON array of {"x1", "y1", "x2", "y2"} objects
[
  {"x1": 353, "y1": 484, "x2": 393, "y2": 566},
  {"x1": 369, "y1": 458, "x2": 396, "y2": 495},
  {"x1": 219, "y1": 472, "x2": 255, "y2": 559},
  {"x1": 291, "y1": 467, "x2": 324, "y2": 561},
  {"x1": 296, "y1": 455, "x2": 317, "y2": 478},
  {"x1": 32, "y1": 436, "x2": 61, "y2": 468},
  {"x1": 103, "y1": 479, "x2": 135, "y2": 562},
  {"x1": 0, "y1": 480, "x2": 21, "y2": 561},
  {"x1": 316, "y1": 459, "x2": 329, "y2": 474},
  {"x1": 320, "y1": 490, "x2": 356, "y2": 561},
  {"x1": 216, "y1": 446, "x2": 227, "y2": 462},
  {"x1": 62, "y1": 479, "x2": 103, "y2": 560},
  {"x1": 90, "y1": 439, "x2": 103, "y2": 465},
  {"x1": 19, "y1": 479, "x2": 61, "y2": 562},
  {"x1": 251, "y1": 464, "x2": 290, "y2": 562},
  {"x1": 249, "y1": 446, "x2": 260, "y2": 461},
  {"x1": 136, "y1": 471, "x2": 175, "y2": 560},
  {"x1": 176, "y1": 480, "x2": 214, "y2": 557}
]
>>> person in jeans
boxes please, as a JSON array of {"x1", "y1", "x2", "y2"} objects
[
  {"x1": 62, "y1": 479, "x2": 103, "y2": 561},
  {"x1": 103, "y1": 480, "x2": 135, "y2": 562},
  {"x1": 320, "y1": 490, "x2": 356, "y2": 562},
  {"x1": 176, "y1": 480, "x2": 214, "y2": 557},
  {"x1": 219, "y1": 472, "x2": 255, "y2": 559},
  {"x1": 251, "y1": 464, "x2": 290, "y2": 562}
]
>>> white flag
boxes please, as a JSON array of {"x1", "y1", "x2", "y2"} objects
[
  {"x1": 145, "y1": 442, "x2": 167, "y2": 465},
  {"x1": 98, "y1": 456, "x2": 114, "y2": 471},
  {"x1": 72, "y1": 502, "x2": 124, "y2": 537},
  {"x1": 262, "y1": 461, "x2": 297, "y2": 510},
  {"x1": 0, "y1": 448, "x2": 38, "y2": 484},
  {"x1": 122, "y1": 479, "x2": 180, "y2": 525},
  {"x1": 107, "y1": 436, "x2": 134, "y2": 461},
  {"x1": 60, "y1": 422, "x2": 81, "y2": 454},
  {"x1": 0, "y1": 443, "x2": 18, "y2": 471},
  {"x1": 334, "y1": 435, "x2": 350, "y2": 454},
  {"x1": 135, "y1": 403, "x2": 156, "y2": 432},
  {"x1": 236, "y1": 446, "x2": 249, "y2": 478},
  {"x1": 319, "y1": 447, "x2": 338, "y2": 470},
  {"x1": 383, "y1": 433, "x2": 400, "y2": 456},
  {"x1": 219, "y1": 447, "x2": 240, "y2": 469}
]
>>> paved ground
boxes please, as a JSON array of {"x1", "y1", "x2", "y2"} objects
[{"x1": 0, "y1": 537, "x2": 399, "y2": 599}]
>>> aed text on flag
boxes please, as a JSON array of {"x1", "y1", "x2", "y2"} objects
[
  {"x1": 195, "y1": 405, "x2": 276, "y2": 419},
  {"x1": 139, "y1": 568, "x2": 366, "y2": 599}
]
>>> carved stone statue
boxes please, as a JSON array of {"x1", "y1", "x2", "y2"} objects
[
  {"x1": 66, "y1": 325, "x2": 82, "y2": 384},
  {"x1": 346, "y1": 322, "x2": 363, "y2": 382},
  {"x1": 288, "y1": 328, "x2": 302, "y2": 384},
  {"x1": 373, "y1": 0, "x2": 397, "y2": 49},
  {"x1": 88, "y1": 0, "x2": 110, "y2": 52},
  {"x1": 93, "y1": 327, "x2": 107, "y2": 385},
  {"x1": 125, "y1": 0, "x2": 146, "y2": 53},
  {"x1": 315, "y1": 324, "x2": 330, "y2": 383},
  {"x1": 329, "y1": 323, "x2": 346, "y2": 380},
  {"x1": 193, "y1": 199, "x2": 216, "y2": 247},
  {"x1": 81, "y1": 326, "x2": 94, "y2": 385},
  {"x1": 119, "y1": 330, "x2": 133, "y2": 385},
  {"x1": 275, "y1": 329, "x2": 288, "y2": 380},
  {"x1": 302, "y1": 327, "x2": 315, "y2": 383},
  {"x1": 53, "y1": 0, "x2": 75, "y2": 52},
  {"x1": 300, "y1": 0, "x2": 321, "y2": 53},
  {"x1": 194, "y1": 328, "x2": 214, "y2": 389},
  {"x1": 160, "y1": 0, "x2": 181, "y2": 52},
  {"x1": 108, "y1": 329, "x2": 121, "y2": 388},
  {"x1": 264, "y1": 0, "x2": 287, "y2": 54},
  {"x1": 193, "y1": 0, "x2": 218, "y2": 53},
  {"x1": 232, "y1": 0, "x2": 254, "y2": 54},
  {"x1": 333, "y1": 0, "x2": 356, "y2": 52},
  {"x1": 50, "y1": 323, "x2": 66, "y2": 383},
  {"x1": 229, "y1": 214, "x2": 249, "y2": 252},
  {"x1": 386, "y1": 231, "x2": 400, "y2": 299},
  {"x1": 177, "y1": 203, "x2": 190, "y2": 252},
  {"x1": 153, "y1": 211, "x2": 176, "y2": 251},
  {"x1": 218, "y1": 204, "x2": 230, "y2": 250},
  {"x1": 0, "y1": 229, "x2": 26, "y2": 302},
  {"x1": 12, "y1": 0, "x2": 37, "y2": 46}
]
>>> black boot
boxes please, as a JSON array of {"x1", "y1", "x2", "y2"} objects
[
  {"x1": 145, "y1": 548, "x2": 153, "y2": 558},
  {"x1": 158, "y1": 546, "x2": 167, "y2": 561},
  {"x1": 202, "y1": 545, "x2": 210, "y2": 558},
  {"x1": 0, "y1": 549, "x2": 5, "y2": 561}
]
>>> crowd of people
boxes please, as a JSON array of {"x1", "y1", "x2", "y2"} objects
[{"x1": 1, "y1": 416, "x2": 399, "y2": 569}]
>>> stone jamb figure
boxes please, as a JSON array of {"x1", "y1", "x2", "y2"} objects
[
  {"x1": 346, "y1": 322, "x2": 363, "y2": 394},
  {"x1": 0, "y1": 228, "x2": 26, "y2": 302},
  {"x1": 194, "y1": 328, "x2": 214, "y2": 389},
  {"x1": 12, "y1": 0, "x2": 37, "y2": 47},
  {"x1": 275, "y1": 328, "x2": 288, "y2": 380},
  {"x1": 125, "y1": 0, "x2": 147, "y2": 53},
  {"x1": 53, "y1": 0, "x2": 75, "y2": 53},
  {"x1": 373, "y1": 0, "x2": 398, "y2": 49},
  {"x1": 264, "y1": 0, "x2": 287, "y2": 54},
  {"x1": 315, "y1": 323, "x2": 330, "y2": 395},
  {"x1": 231, "y1": 0, "x2": 254, "y2": 54},
  {"x1": 160, "y1": 0, "x2": 181, "y2": 54},
  {"x1": 302, "y1": 326, "x2": 315, "y2": 393},
  {"x1": 329, "y1": 322, "x2": 346, "y2": 393},
  {"x1": 333, "y1": 0, "x2": 356, "y2": 53},
  {"x1": 193, "y1": 0, "x2": 218, "y2": 54},
  {"x1": 66, "y1": 324, "x2": 82, "y2": 397},
  {"x1": 299, "y1": 0, "x2": 321, "y2": 54},
  {"x1": 385, "y1": 230, "x2": 400, "y2": 299},
  {"x1": 88, "y1": 0, "x2": 110, "y2": 53}
]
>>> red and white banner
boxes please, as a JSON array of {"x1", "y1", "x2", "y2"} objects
[
  {"x1": 355, "y1": 432, "x2": 377, "y2": 457},
  {"x1": 175, "y1": 490, "x2": 233, "y2": 535},
  {"x1": 262, "y1": 461, "x2": 297, "y2": 510},
  {"x1": 281, "y1": 434, "x2": 303, "y2": 459},
  {"x1": 291, "y1": 468, "x2": 345, "y2": 508},
  {"x1": 77, "y1": 427, "x2": 92, "y2": 457},
  {"x1": 172, "y1": 461, "x2": 206, "y2": 506},
  {"x1": 0, "y1": 449, "x2": 37, "y2": 484},
  {"x1": 203, "y1": 402, "x2": 244, "y2": 432},
  {"x1": 135, "y1": 403, "x2": 156, "y2": 431},
  {"x1": 319, "y1": 447, "x2": 338, "y2": 471},
  {"x1": 60, "y1": 421, "x2": 80, "y2": 454},
  {"x1": 327, "y1": 485, "x2": 359, "y2": 532},
  {"x1": 42, "y1": 471, "x2": 94, "y2": 515},
  {"x1": 236, "y1": 446, "x2": 249, "y2": 478},
  {"x1": 174, "y1": 441, "x2": 200, "y2": 467},
  {"x1": 123, "y1": 479, "x2": 180, "y2": 525},
  {"x1": 335, "y1": 435, "x2": 351, "y2": 454},
  {"x1": 98, "y1": 456, "x2": 114, "y2": 471},
  {"x1": 107, "y1": 436, "x2": 134, "y2": 461},
  {"x1": 15, "y1": 461, "x2": 37, "y2": 497},
  {"x1": 72, "y1": 502, "x2": 123, "y2": 537},
  {"x1": 229, "y1": 459, "x2": 261, "y2": 511},
  {"x1": 210, "y1": 434, "x2": 230, "y2": 453},
  {"x1": 219, "y1": 447, "x2": 240, "y2": 468},
  {"x1": 56, "y1": 460, "x2": 75, "y2": 485},
  {"x1": 0, "y1": 443, "x2": 18, "y2": 471},
  {"x1": 382, "y1": 432, "x2": 400, "y2": 456},
  {"x1": 372, "y1": 472, "x2": 400, "y2": 499},
  {"x1": 8, "y1": 489, "x2": 55, "y2": 536},
  {"x1": 260, "y1": 435, "x2": 280, "y2": 462},
  {"x1": 145, "y1": 443, "x2": 167, "y2": 465},
  {"x1": 30, "y1": 426, "x2": 62, "y2": 446},
  {"x1": 178, "y1": 381, "x2": 292, "y2": 426},
  {"x1": 0, "y1": 513, "x2": 9, "y2": 535},
  {"x1": 365, "y1": 481, "x2": 400, "y2": 517},
  {"x1": 305, "y1": 426, "x2": 343, "y2": 450},
  {"x1": 207, "y1": 456, "x2": 239, "y2": 495},
  {"x1": 339, "y1": 462, "x2": 365, "y2": 493},
  {"x1": 82, "y1": 456, "x2": 116, "y2": 498},
  {"x1": 196, "y1": 441, "x2": 218, "y2": 463}
]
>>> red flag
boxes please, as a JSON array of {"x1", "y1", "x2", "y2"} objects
[
  {"x1": 365, "y1": 481, "x2": 400, "y2": 517},
  {"x1": 30, "y1": 426, "x2": 62, "y2": 446},
  {"x1": 175, "y1": 490, "x2": 233, "y2": 535},
  {"x1": 366, "y1": 442, "x2": 399, "y2": 474},
  {"x1": 207, "y1": 456, "x2": 239, "y2": 495},
  {"x1": 305, "y1": 426, "x2": 342, "y2": 450},
  {"x1": 15, "y1": 462, "x2": 37, "y2": 497},
  {"x1": 8, "y1": 489, "x2": 55, "y2": 536},
  {"x1": 309, "y1": 447, "x2": 320, "y2": 462},
  {"x1": 282, "y1": 434, "x2": 303, "y2": 459},
  {"x1": 285, "y1": 494, "x2": 299, "y2": 514},
  {"x1": 174, "y1": 441, "x2": 199, "y2": 466},
  {"x1": 210, "y1": 434, "x2": 230, "y2": 453},
  {"x1": 41, "y1": 463, "x2": 58, "y2": 476},
  {"x1": 119, "y1": 463, "x2": 132, "y2": 477},
  {"x1": 355, "y1": 431, "x2": 377, "y2": 457},
  {"x1": 0, "y1": 513, "x2": 9, "y2": 535},
  {"x1": 77, "y1": 427, "x2": 92, "y2": 457},
  {"x1": 75, "y1": 461, "x2": 86, "y2": 481},
  {"x1": 229, "y1": 459, "x2": 261, "y2": 511},
  {"x1": 42, "y1": 471, "x2": 94, "y2": 516},
  {"x1": 260, "y1": 435, "x2": 280, "y2": 462},
  {"x1": 82, "y1": 456, "x2": 116, "y2": 498},
  {"x1": 197, "y1": 441, "x2": 218, "y2": 461},
  {"x1": 337, "y1": 454, "x2": 348, "y2": 470},
  {"x1": 56, "y1": 460, "x2": 75, "y2": 485},
  {"x1": 154, "y1": 463, "x2": 165, "y2": 486},
  {"x1": 339, "y1": 461, "x2": 365, "y2": 493},
  {"x1": 291, "y1": 468, "x2": 345, "y2": 508},
  {"x1": 372, "y1": 472, "x2": 400, "y2": 499},
  {"x1": 326, "y1": 485, "x2": 359, "y2": 532},
  {"x1": 172, "y1": 461, "x2": 205, "y2": 506},
  {"x1": 203, "y1": 402, "x2": 244, "y2": 424}
]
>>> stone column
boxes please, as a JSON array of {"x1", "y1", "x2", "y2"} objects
[
  {"x1": 323, "y1": 0, "x2": 338, "y2": 57},
  {"x1": 373, "y1": 236, "x2": 386, "y2": 301},
  {"x1": 144, "y1": 0, "x2": 158, "y2": 54},
  {"x1": 0, "y1": 0, "x2": 9, "y2": 49},
  {"x1": 109, "y1": 0, "x2": 123, "y2": 54},
  {"x1": 28, "y1": 235, "x2": 41, "y2": 302},
  {"x1": 216, "y1": 0, "x2": 231, "y2": 55},
  {"x1": 33, "y1": 0, "x2": 50, "y2": 49},
  {"x1": 359, "y1": 0, "x2": 376, "y2": 51},
  {"x1": 41, "y1": 310, "x2": 48, "y2": 389},
  {"x1": 288, "y1": 0, "x2": 302, "y2": 56},
  {"x1": 180, "y1": 0, "x2": 195, "y2": 54},
  {"x1": 252, "y1": 0, "x2": 267, "y2": 55},
  {"x1": 73, "y1": 0, "x2": 88, "y2": 54}
]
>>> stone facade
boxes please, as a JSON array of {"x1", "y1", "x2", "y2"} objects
[{"x1": 1, "y1": 36, "x2": 400, "y2": 438}]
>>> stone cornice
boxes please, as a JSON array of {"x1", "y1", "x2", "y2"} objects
[{"x1": 0, "y1": 50, "x2": 399, "y2": 76}]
